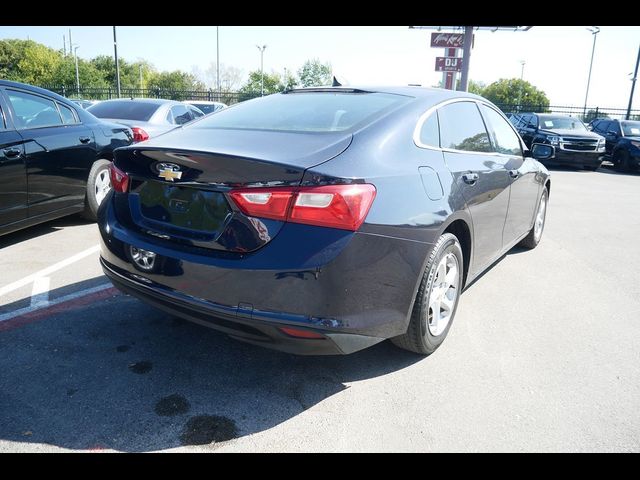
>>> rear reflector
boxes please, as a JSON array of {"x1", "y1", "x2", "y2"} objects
[
  {"x1": 131, "y1": 126, "x2": 150, "y2": 143},
  {"x1": 109, "y1": 163, "x2": 129, "y2": 193},
  {"x1": 279, "y1": 327, "x2": 326, "y2": 339},
  {"x1": 229, "y1": 184, "x2": 376, "y2": 231}
]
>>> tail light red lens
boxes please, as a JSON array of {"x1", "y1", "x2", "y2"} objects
[
  {"x1": 131, "y1": 126, "x2": 149, "y2": 143},
  {"x1": 279, "y1": 327, "x2": 326, "y2": 339},
  {"x1": 229, "y1": 184, "x2": 376, "y2": 231},
  {"x1": 109, "y1": 163, "x2": 129, "y2": 193}
]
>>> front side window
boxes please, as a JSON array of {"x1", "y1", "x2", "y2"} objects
[
  {"x1": 419, "y1": 111, "x2": 440, "y2": 147},
  {"x1": 480, "y1": 104, "x2": 523, "y2": 156},
  {"x1": 189, "y1": 106, "x2": 204, "y2": 119},
  {"x1": 7, "y1": 90, "x2": 62, "y2": 129},
  {"x1": 438, "y1": 101, "x2": 492, "y2": 153},
  {"x1": 58, "y1": 103, "x2": 78, "y2": 124}
]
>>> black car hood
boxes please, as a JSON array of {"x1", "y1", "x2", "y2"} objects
[{"x1": 539, "y1": 128, "x2": 602, "y2": 138}]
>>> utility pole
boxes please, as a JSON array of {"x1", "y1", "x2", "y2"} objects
[
  {"x1": 68, "y1": 29, "x2": 72, "y2": 53},
  {"x1": 583, "y1": 26, "x2": 600, "y2": 117},
  {"x1": 627, "y1": 43, "x2": 640, "y2": 120},
  {"x1": 216, "y1": 26, "x2": 220, "y2": 99},
  {"x1": 113, "y1": 26, "x2": 121, "y2": 98},
  {"x1": 458, "y1": 26, "x2": 473, "y2": 92},
  {"x1": 74, "y1": 46, "x2": 80, "y2": 95},
  {"x1": 63, "y1": 35, "x2": 66, "y2": 56},
  {"x1": 256, "y1": 45, "x2": 267, "y2": 96}
]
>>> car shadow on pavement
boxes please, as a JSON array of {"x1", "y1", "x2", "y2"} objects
[
  {"x1": 595, "y1": 164, "x2": 640, "y2": 177},
  {"x1": 0, "y1": 279, "x2": 422, "y2": 452},
  {"x1": 0, "y1": 214, "x2": 94, "y2": 249}
]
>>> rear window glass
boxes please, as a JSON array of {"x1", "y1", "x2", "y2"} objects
[
  {"x1": 190, "y1": 103, "x2": 217, "y2": 115},
  {"x1": 88, "y1": 101, "x2": 160, "y2": 121},
  {"x1": 190, "y1": 92, "x2": 412, "y2": 133}
]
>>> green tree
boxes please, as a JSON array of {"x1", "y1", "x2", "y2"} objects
[
  {"x1": 297, "y1": 59, "x2": 332, "y2": 87},
  {"x1": 146, "y1": 70, "x2": 206, "y2": 99},
  {"x1": 0, "y1": 39, "x2": 62, "y2": 85},
  {"x1": 239, "y1": 70, "x2": 285, "y2": 99},
  {"x1": 482, "y1": 78, "x2": 550, "y2": 112},
  {"x1": 468, "y1": 80, "x2": 486, "y2": 96}
]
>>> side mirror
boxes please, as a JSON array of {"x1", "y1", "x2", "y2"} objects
[{"x1": 531, "y1": 143, "x2": 555, "y2": 160}]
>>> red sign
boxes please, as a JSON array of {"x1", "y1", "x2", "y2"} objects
[
  {"x1": 435, "y1": 57, "x2": 463, "y2": 72},
  {"x1": 431, "y1": 32, "x2": 466, "y2": 48}
]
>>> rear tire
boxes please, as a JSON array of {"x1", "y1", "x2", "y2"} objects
[
  {"x1": 614, "y1": 150, "x2": 631, "y2": 172},
  {"x1": 518, "y1": 186, "x2": 548, "y2": 250},
  {"x1": 82, "y1": 159, "x2": 112, "y2": 221},
  {"x1": 391, "y1": 233, "x2": 463, "y2": 355}
]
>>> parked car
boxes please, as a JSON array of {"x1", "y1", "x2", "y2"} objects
[
  {"x1": 70, "y1": 99, "x2": 100, "y2": 110},
  {"x1": 87, "y1": 98, "x2": 205, "y2": 142},
  {"x1": 99, "y1": 86, "x2": 552, "y2": 356},
  {"x1": 0, "y1": 80, "x2": 133, "y2": 236},
  {"x1": 588, "y1": 117, "x2": 640, "y2": 171},
  {"x1": 510, "y1": 112, "x2": 605, "y2": 170},
  {"x1": 183, "y1": 100, "x2": 227, "y2": 115}
]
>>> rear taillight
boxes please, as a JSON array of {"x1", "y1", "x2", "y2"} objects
[
  {"x1": 109, "y1": 163, "x2": 129, "y2": 193},
  {"x1": 229, "y1": 184, "x2": 376, "y2": 231},
  {"x1": 131, "y1": 126, "x2": 149, "y2": 143}
]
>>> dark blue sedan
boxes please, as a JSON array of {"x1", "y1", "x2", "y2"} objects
[{"x1": 98, "y1": 86, "x2": 552, "y2": 355}]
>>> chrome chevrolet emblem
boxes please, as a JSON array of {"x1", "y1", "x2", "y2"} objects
[{"x1": 156, "y1": 163, "x2": 182, "y2": 182}]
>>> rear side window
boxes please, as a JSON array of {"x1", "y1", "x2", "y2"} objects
[
  {"x1": 438, "y1": 101, "x2": 492, "y2": 153},
  {"x1": 479, "y1": 104, "x2": 523, "y2": 156},
  {"x1": 192, "y1": 92, "x2": 412, "y2": 133},
  {"x1": 88, "y1": 101, "x2": 159, "y2": 121},
  {"x1": 6, "y1": 90, "x2": 62, "y2": 129},
  {"x1": 58, "y1": 103, "x2": 78, "y2": 124},
  {"x1": 170, "y1": 105, "x2": 191, "y2": 125},
  {"x1": 419, "y1": 111, "x2": 440, "y2": 147}
]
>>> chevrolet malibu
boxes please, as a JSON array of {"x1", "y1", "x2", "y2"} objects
[{"x1": 98, "y1": 86, "x2": 552, "y2": 355}]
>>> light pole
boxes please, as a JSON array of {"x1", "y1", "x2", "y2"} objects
[
  {"x1": 626, "y1": 43, "x2": 640, "y2": 120},
  {"x1": 216, "y1": 26, "x2": 220, "y2": 99},
  {"x1": 74, "y1": 46, "x2": 80, "y2": 96},
  {"x1": 517, "y1": 60, "x2": 526, "y2": 110},
  {"x1": 256, "y1": 45, "x2": 267, "y2": 96},
  {"x1": 583, "y1": 26, "x2": 600, "y2": 117},
  {"x1": 113, "y1": 26, "x2": 121, "y2": 99}
]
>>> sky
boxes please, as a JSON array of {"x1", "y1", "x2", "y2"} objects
[{"x1": 1, "y1": 25, "x2": 639, "y2": 109}]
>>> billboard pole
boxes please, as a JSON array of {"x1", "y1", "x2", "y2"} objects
[
  {"x1": 626, "y1": 42, "x2": 640, "y2": 120},
  {"x1": 458, "y1": 26, "x2": 473, "y2": 92}
]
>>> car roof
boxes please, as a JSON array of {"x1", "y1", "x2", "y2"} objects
[
  {"x1": 97, "y1": 98, "x2": 181, "y2": 105},
  {"x1": 184, "y1": 100, "x2": 226, "y2": 105},
  {"x1": 285, "y1": 85, "x2": 482, "y2": 103},
  {"x1": 0, "y1": 79, "x2": 77, "y2": 105}
]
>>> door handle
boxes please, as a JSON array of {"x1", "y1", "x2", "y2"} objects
[
  {"x1": 462, "y1": 172, "x2": 479, "y2": 185},
  {"x1": 3, "y1": 147, "x2": 21, "y2": 158},
  {"x1": 508, "y1": 170, "x2": 520, "y2": 179},
  {"x1": 79, "y1": 136, "x2": 91, "y2": 144}
]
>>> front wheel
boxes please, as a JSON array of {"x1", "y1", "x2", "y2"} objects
[
  {"x1": 82, "y1": 159, "x2": 112, "y2": 221},
  {"x1": 613, "y1": 150, "x2": 631, "y2": 171},
  {"x1": 392, "y1": 233, "x2": 464, "y2": 355},
  {"x1": 518, "y1": 186, "x2": 548, "y2": 250}
]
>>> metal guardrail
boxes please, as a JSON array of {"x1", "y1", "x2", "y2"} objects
[{"x1": 40, "y1": 85, "x2": 261, "y2": 105}]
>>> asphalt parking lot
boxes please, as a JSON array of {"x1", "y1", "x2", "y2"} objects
[{"x1": 1, "y1": 164, "x2": 639, "y2": 452}]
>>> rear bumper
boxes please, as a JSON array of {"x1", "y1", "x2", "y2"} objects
[
  {"x1": 102, "y1": 258, "x2": 383, "y2": 355},
  {"x1": 98, "y1": 193, "x2": 432, "y2": 354}
]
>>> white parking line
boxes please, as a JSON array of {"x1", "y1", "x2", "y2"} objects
[
  {"x1": 30, "y1": 277, "x2": 50, "y2": 307},
  {"x1": 0, "y1": 244, "x2": 100, "y2": 298},
  {"x1": 0, "y1": 283, "x2": 114, "y2": 323}
]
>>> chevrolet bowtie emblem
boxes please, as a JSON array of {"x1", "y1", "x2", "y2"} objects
[{"x1": 156, "y1": 163, "x2": 182, "y2": 182}]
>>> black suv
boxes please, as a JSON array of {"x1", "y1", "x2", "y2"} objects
[
  {"x1": 510, "y1": 113, "x2": 605, "y2": 170},
  {"x1": 588, "y1": 118, "x2": 640, "y2": 171},
  {"x1": 0, "y1": 80, "x2": 133, "y2": 236}
]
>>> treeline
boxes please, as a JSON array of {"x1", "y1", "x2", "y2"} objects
[{"x1": 0, "y1": 39, "x2": 205, "y2": 91}]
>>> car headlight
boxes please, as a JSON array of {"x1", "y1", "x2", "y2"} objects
[
  {"x1": 597, "y1": 138, "x2": 606, "y2": 151},
  {"x1": 547, "y1": 135, "x2": 560, "y2": 146}
]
